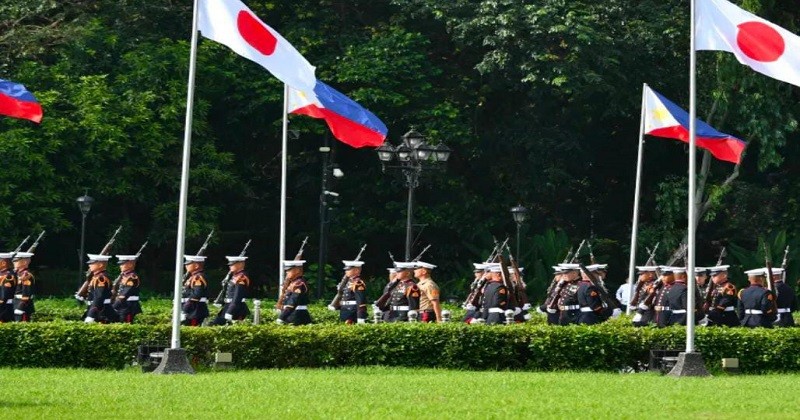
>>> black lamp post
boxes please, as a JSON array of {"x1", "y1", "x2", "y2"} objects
[
  {"x1": 317, "y1": 140, "x2": 343, "y2": 299},
  {"x1": 377, "y1": 128, "x2": 451, "y2": 260},
  {"x1": 76, "y1": 191, "x2": 94, "y2": 287},
  {"x1": 510, "y1": 204, "x2": 529, "y2": 258}
]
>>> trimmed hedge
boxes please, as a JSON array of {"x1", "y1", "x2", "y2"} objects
[{"x1": 2, "y1": 322, "x2": 799, "y2": 373}]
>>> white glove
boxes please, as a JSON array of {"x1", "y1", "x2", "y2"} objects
[
  {"x1": 612, "y1": 308, "x2": 623, "y2": 318},
  {"x1": 14, "y1": 309, "x2": 24, "y2": 315},
  {"x1": 523, "y1": 314, "x2": 532, "y2": 321},
  {"x1": 513, "y1": 307, "x2": 522, "y2": 316},
  {"x1": 84, "y1": 317, "x2": 95, "y2": 323},
  {"x1": 547, "y1": 308, "x2": 557, "y2": 314},
  {"x1": 327, "y1": 305, "x2": 337, "y2": 311},
  {"x1": 357, "y1": 318, "x2": 366, "y2": 324},
  {"x1": 465, "y1": 304, "x2": 476, "y2": 311},
  {"x1": 638, "y1": 303, "x2": 650, "y2": 311},
  {"x1": 74, "y1": 294, "x2": 85, "y2": 302},
  {"x1": 213, "y1": 303, "x2": 223, "y2": 308},
  {"x1": 180, "y1": 313, "x2": 187, "y2": 322},
  {"x1": 522, "y1": 303, "x2": 532, "y2": 311},
  {"x1": 224, "y1": 313, "x2": 233, "y2": 321},
  {"x1": 275, "y1": 318, "x2": 285, "y2": 325},
  {"x1": 371, "y1": 304, "x2": 380, "y2": 312}
]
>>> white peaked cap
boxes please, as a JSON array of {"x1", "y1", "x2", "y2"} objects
[
  {"x1": 744, "y1": 268, "x2": 766, "y2": 276},
  {"x1": 0, "y1": 252, "x2": 14, "y2": 259},
  {"x1": 415, "y1": 261, "x2": 437, "y2": 270},
  {"x1": 87, "y1": 254, "x2": 111, "y2": 263},
  {"x1": 13, "y1": 252, "x2": 33, "y2": 259},
  {"x1": 342, "y1": 260, "x2": 365, "y2": 268},
  {"x1": 394, "y1": 262, "x2": 416, "y2": 270},
  {"x1": 283, "y1": 260, "x2": 306, "y2": 269},
  {"x1": 226, "y1": 256, "x2": 248, "y2": 264},
  {"x1": 184, "y1": 255, "x2": 207, "y2": 263},
  {"x1": 116, "y1": 255, "x2": 139, "y2": 263}
]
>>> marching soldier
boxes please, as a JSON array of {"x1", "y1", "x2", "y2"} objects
[
  {"x1": 631, "y1": 266, "x2": 657, "y2": 327},
  {"x1": 385, "y1": 262, "x2": 420, "y2": 322},
  {"x1": 703, "y1": 265, "x2": 739, "y2": 327},
  {"x1": 380, "y1": 267, "x2": 398, "y2": 322},
  {"x1": 181, "y1": 255, "x2": 209, "y2": 326},
  {"x1": 463, "y1": 263, "x2": 487, "y2": 324},
  {"x1": 654, "y1": 267, "x2": 676, "y2": 328},
  {"x1": 276, "y1": 260, "x2": 312, "y2": 325},
  {"x1": 415, "y1": 261, "x2": 442, "y2": 323},
  {"x1": 541, "y1": 266, "x2": 566, "y2": 325},
  {"x1": 665, "y1": 267, "x2": 691, "y2": 326},
  {"x1": 481, "y1": 264, "x2": 508, "y2": 325},
  {"x1": 112, "y1": 255, "x2": 142, "y2": 324},
  {"x1": 509, "y1": 266, "x2": 531, "y2": 322},
  {"x1": 12, "y1": 252, "x2": 35, "y2": 322},
  {"x1": 576, "y1": 265, "x2": 606, "y2": 325},
  {"x1": 738, "y1": 269, "x2": 777, "y2": 328},
  {"x1": 557, "y1": 264, "x2": 581, "y2": 325},
  {"x1": 695, "y1": 267, "x2": 711, "y2": 298},
  {"x1": 338, "y1": 260, "x2": 367, "y2": 324},
  {"x1": 212, "y1": 256, "x2": 251, "y2": 325},
  {"x1": 0, "y1": 253, "x2": 16, "y2": 323},
  {"x1": 83, "y1": 254, "x2": 120, "y2": 323},
  {"x1": 770, "y1": 268, "x2": 797, "y2": 327}
]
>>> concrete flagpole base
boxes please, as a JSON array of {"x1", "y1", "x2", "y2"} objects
[
  {"x1": 667, "y1": 352, "x2": 711, "y2": 377},
  {"x1": 152, "y1": 348, "x2": 195, "y2": 374}
]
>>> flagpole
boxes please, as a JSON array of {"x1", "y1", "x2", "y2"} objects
[
  {"x1": 686, "y1": 0, "x2": 698, "y2": 355},
  {"x1": 278, "y1": 83, "x2": 289, "y2": 298},
  {"x1": 626, "y1": 83, "x2": 648, "y2": 315}
]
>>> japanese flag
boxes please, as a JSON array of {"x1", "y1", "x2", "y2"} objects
[
  {"x1": 696, "y1": 0, "x2": 800, "y2": 87},
  {"x1": 198, "y1": 0, "x2": 316, "y2": 91}
]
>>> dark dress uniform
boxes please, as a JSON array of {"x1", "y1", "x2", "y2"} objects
[
  {"x1": 541, "y1": 279, "x2": 562, "y2": 325},
  {"x1": 558, "y1": 281, "x2": 580, "y2": 325},
  {"x1": 212, "y1": 271, "x2": 251, "y2": 325},
  {"x1": 481, "y1": 280, "x2": 508, "y2": 325},
  {"x1": 632, "y1": 280, "x2": 655, "y2": 327},
  {"x1": 14, "y1": 268, "x2": 35, "y2": 322},
  {"x1": 279, "y1": 276, "x2": 312, "y2": 325},
  {"x1": 665, "y1": 280, "x2": 690, "y2": 326},
  {"x1": 112, "y1": 270, "x2": 142, "y2": 323},
  {"x1": 339, "y1": 276, "x2": 367, "y2": 324},
  {"x1": 576, "y1": 280, "x2": 605, "y2": 325},
  {"x1": 182, "y1": 271, "x2": 209, "y2": 326},
  {"x1": 774, "y1": 280, "x2": 797, "y2": 327},
  {"x1": 85, "y1": 271, "x2": 120, "y2": 323},
  {"x1": 737, "y1": 285, "x2": 777, "y2": 328},
  {"x1": 0, "y1": 269, "x2": 16, "y2": 323},
  {"x1": 654, "y1": 283, "x2": 673, "y2": 328},
  {"x1": 705, "y1": 281, "x2": 739, "y2": 327},
  {"x1": 386, "y1": 279, "x2": 420, "y2": 322}
]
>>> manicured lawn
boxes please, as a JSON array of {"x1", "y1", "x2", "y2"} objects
[{"x1": 2, "y1": 367, "x2": 799, "y2": 418}]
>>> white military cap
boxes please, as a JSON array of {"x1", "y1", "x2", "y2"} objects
[
  {"x1": 226, "y1": 256, "x2": 248, "y2": 265},
  {"x1": 13, "y1": 252, "x2": 33, "y2": 260},
  {"x1": 761, "y1": 267, "x2": 784, "y2": 275},
  {"x1": 473, "y1": 263, "x2": 488, "y2": 272},
  {"x1": 486, "y1": 263, "x2": 503, "y2": 273},
  {"x1": 116, "y1": 255, "x2": 139, "y2": 264},
  {"x1": 394, "y1": 262, "x2": 416, "y2": 270},
  {"x1": 586, "y1": 264, "x2": 608, "y2": 272},
  {"x1": 415, "y1": 261, "x2": 437, "y2": 270},
  {"x1": 552, "y1": 266, "x2": 566, "y2": 273},
  {"x1": 0, "y1": 252, "x2": 14, "y2": 259},
  {"x1": 667, "y1": 266, "x2": 687, "y2": 274},
  {"x1": 559, "y1": 263, "x2": 580, "y2": 271},
  {"x1": 744, "y1": 268, "x2": 766, "y2": 276},
  {"x1": 283, "y1": 260, "x2": 306, "y2": 269},
  {"x1": 184, "y1": 255, "x2": 207, "y2": 263},
  {"x1": 636, "y1": 266, "x2": 659, "y2": 272},
  {"x1": 694, "y1": 267, "x2": 708, "y2": 274},
  {"x1": 709, "y1": 265, "x2": 730, "y2": 274},
  {"x1": 87, "y1": 254, "x2": 111, "y2": 263},
  {"x1": 342, "y1": 260, "x2": 364, "y2": 269}
]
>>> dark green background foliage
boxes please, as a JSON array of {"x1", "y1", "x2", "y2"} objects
[
  {"x1": 2, "y1": 321, "x2": 800, "y2": 373},
  {"x1": 1, "y1": 1, "x2": 800, "y2": 301}
]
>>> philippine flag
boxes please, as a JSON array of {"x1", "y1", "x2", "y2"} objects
[
  {"x1": 198, "y1": 0, "x2": 316, "y2": 91},
  {"x1": 0, "y1": 79, "x2": 43, "y2": 123},
  {"x1": 643, "y1": 85, "x2": 745, "y2": 164},
  {"x1": 697, "y1": 0, "x2": 800, "y2": 88},
  {"x1": 289, "y1": 81, "x2": 387, "y2": 148}
]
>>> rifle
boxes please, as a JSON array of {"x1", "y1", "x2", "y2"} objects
[
  {"x1": 586, "y1": 240, "x2": 597, "y2": 265},
  {"x1": 504, "y1": 242, "x2": 529, "y2": 307},
  {"x1": 570, "y1": 240, "x2": 587, "y2": 263},
  {"x1": 111, "y1": 240, "x2": 148, "y2": 301},
  {"x1": 497, "y1": 254, "x2": 518, "y2": 311},
  {"x1": 213, "y1": 239, "x2": 252, "y2": 306},
  {"x1": 579, "y1": 263, "x2": 618, "y2": 309},
  {"x1": 701, "y1": 245, "x2": 727, "y2": 312},
  {"x1": 375, "y1": 252, "x2": 401, "y2": 311},
  {"x1": 328, "y1": 243, "x2": 367, "y2": 310},
  {"x1": 764, "y1": 242, "x2": 775, "y2": 293},
  {"x1": 630, "y1": 243, "x2": 658, "y2": 307},
  {"x1": 181, "y1": 229, "x2": 215, "y2": 297},
  {"x1": 411, "y1": 244, "x2": 432, "y2": 262},
  {"x1": 781, "y1": 245, "x2": 789, "y2": 283},
  {"x1": 644, "y1": 242, "x2": 660, "y2": 266},
  {"x1": 562, "y1": 247, "x2": 574, "y2": 264},
  {"x1": 716, "y1": 246, "x2": 727, "y2": 266},
  {"x1": 463, "y1": 238, "x2": 507, "y2": 308},
  {"x1": 13, "y1": 235, "x2": 31, "y2": 256},
  {"x1": 75, "y1": 225, "x2": 122, "y2": 301},
  {"x1": 26, "y1": 231, "x2": 45, "y2": 253},
  {"x1": 276, "y1": 236, "x2": 309, "y2": 310}
]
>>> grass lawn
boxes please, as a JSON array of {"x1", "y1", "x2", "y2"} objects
[{"x1": 2, "y1": 367, "x2": 799, "y2": 419}]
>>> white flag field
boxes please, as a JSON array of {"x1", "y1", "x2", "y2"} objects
[
  {"x1": 198, "y1": 0, "x2": 317, "y2": 91},
  {"x1": 697, "y1": 0, "x2": 800, "y2": 87}
]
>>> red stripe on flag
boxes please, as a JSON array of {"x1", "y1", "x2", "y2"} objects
[
  {"x1": 0, "y1": 94, "x2": 42, "y2": 123},
  {"x1": 292, "y1": 105, "x2": 385, "y2": 148},
  {"x1": 648, "y1": 126, "x2": 744, "y2": 164}
]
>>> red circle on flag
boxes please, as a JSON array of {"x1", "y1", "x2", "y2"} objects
[
  {"x1": 736, "y1": 21, "x2": 785, "y2": 62},
  {"x1": 237, "y1": 10, "x2": 277, "y2": 56}
]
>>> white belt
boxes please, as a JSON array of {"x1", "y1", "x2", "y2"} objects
[
  {"x1": 638, "y1": 303, "x2": 650, "y2": 311},
  {"x1": 391, "y1": 305, "x2": 409, "y2": 311},
  {"x1": 546, "y1": 308, "x2": 557, "y2": 314},
  {"x1": 14, "y1": 294, "x2": 23, "y2": 298},
  {"x1": 103, "y1": 299, "x2": 111, "y2": 304},
  {"x1": 295, "y1": 305, "x2": 308, "y2": 310},
  {"x1": 341, "y1": 300, "x2": 357, "y2": 305},
  {"x1": 745, "y1": 309, "x2": 763, "y2": 315},
  {"x1": 4, "y1": 299, "x2": 11, "y2": 304},
  {"x1": 224, "y1": 298, "x2": 246, "y2": 303},
  {"x1": 672, "y1": 310, "x2": 687, "y2": 314},
  {"x1": 778, "y1": 308, "x2": 791, "y2": 313},
  {"x1": 560, "y1": 305, "x2": 579, "y2": 310},
  {"x1": 126, "y1": 296, "x2": 139, "y2": 301},
  {"x1": 199, "y1": 298, "x2": 208, "y2": 303},
  {"x1": 724, "y1": 306, "x2": 735, "y2": 312},
  {"x1": 655, "y1": 306, "x2": 669, "y2": 311},
  {"x1": 488, "y1": 308, "x2": 504, "y2": 313},
  {"x1": 579, "y1": 307, "x2": 594, "y2": 312},
  {"x1": 181, "y1": 298, "x2": 187, "y2": 303}
]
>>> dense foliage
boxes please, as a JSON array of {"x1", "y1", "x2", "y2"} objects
[{"x1": 1, "y1": 1, "x2": 799, "y2": 301}]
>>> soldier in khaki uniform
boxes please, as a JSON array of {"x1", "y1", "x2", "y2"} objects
[{"x1": 414, "y1": 261, "x2": 441, "y2": 323}]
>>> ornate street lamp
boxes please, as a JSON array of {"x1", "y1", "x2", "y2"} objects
[
  {"x1": 510, "y1": 204, "x2": 529, "y2": 258},
  {"x1": 76, "y1": 191, "x2": 94, "y2": 287}
]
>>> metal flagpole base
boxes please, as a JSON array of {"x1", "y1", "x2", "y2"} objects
[
  {"x1": 667, "y1": 352, "x2": 711, "y2": 377},
  {"x1": 152, "y1": 348, "x2": 195, "y2": 374}
]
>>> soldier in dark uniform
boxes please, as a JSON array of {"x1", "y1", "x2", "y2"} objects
[
  {"x1": 181, "y1": 255, "x2": 209, "y2": 326},
  {"x1": 631, "y1": 266, "x2": 657, "y2": 327},
  {"x1": 703, "y1": 265, "x2": 739, "y2": 327},
  {"x1": 695, "y1": 267, "x2": 711, "y2": 298},
  {"x1": 12, "y1": 252, "x2": 35, "y2": 322},
  {"x1": 666, "y1": 267, "x2": 692, "y2": 326},
  {"x1": 380, "y1": 267, "x2": 399, "y2": 323},
  {"x1": 509, "y1": 266, "x2": 531, "y2": 322},
  {"x1": 83, "y1": 254, "x2": 120, "y2": 323},
  {"x1": 540, "y1": 266, "x2": 565, "y2": 325},
  {"x1": 557, "y1": 264, "x2": 581, "y2": 325},
  {"x1": 0, "y1": 253, "x2": 17, "y2": 323},
  {"x1": 576, "y1": 265, "x2": 606, "y2": 325},
  {"x1": 770, "y1": 268, "x2": 797, "y2": 327},
  {"x1": 738, "y1": 269, "x2": 777, "y2": 328},
  {"x1": 277, "y1": 260, "x2": 312, "y2": 325},
  {"x1": 653, "y1": 267, "x2": 676, "y2": 328},
  {"x1": 112, "y1": 254, "x2": 143, "y2": 323},
  {"x1": 337, "y1": 260, "x2": 367, "y2": 324},
  {"x1": 481, "y1": 264, "x2": 509, "y2": 325},
  {"x1": 385, "y1": 262, "x2": 420, "y2": 322},
  {"x1": 212, "y1": 256, "x2": 251, "y2": 325},
  {"x1": 464, "y1": 263, "x2": 487, "y2": 324}
]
